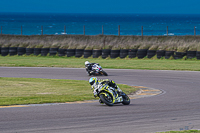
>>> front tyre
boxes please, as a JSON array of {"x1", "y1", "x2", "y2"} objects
[
  {"x1": 121, "y1": 92, "x2": 130, "y2": 105},
  {"x1": 102, "y1": 70, "x2": 108, "y2": 76},
  {"x1": 99, "y1": 93, "x2": 114, "y2": 106}
]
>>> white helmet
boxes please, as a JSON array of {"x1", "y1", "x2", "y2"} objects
[{"x1": 85, "y1": 61, "x2": 90, "y2": 65}]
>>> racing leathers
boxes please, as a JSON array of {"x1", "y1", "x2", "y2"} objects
[
  {"x1": 85, "y1": 63, "x2": 98, "y2": 75},
  {"x1": 91, "y1": 79, "x2": 122, "y2": 98}
]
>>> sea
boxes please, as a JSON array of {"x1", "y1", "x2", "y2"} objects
[{"x1": 0, "y1": 12, "x2": 200, "y2": 36}]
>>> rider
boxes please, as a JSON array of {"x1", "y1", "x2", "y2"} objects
[
  {"x1": 85, "y1": 61, "x2": 99, "y2": 76},
  {"x1": 89, "y1": 77, "x2": 122, "y2": 100}
]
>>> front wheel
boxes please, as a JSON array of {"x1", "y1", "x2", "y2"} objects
[
  {"x1": 99, "y1": 92, "x2": 114, "y2": 106},
  {"x1": 101, "y1": 70, "x2": 108, "y2": 76},
  {"x1": 121, "y1": 92, "x2": 130, "y2": 105}
]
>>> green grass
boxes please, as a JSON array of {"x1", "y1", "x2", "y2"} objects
[
  {"x1": 157, "y1": 130, "x2": 200, "y2": 133},
  {"x1": 0, "y1": 77, "x2": 137, "y2": 106},
  {"x1": 1, "y1": 55, "x2": 200, "y2": 71}
]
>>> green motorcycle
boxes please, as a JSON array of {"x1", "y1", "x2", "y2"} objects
[{"x1": 93, "y1": 84, "x2": 130, "y2": 106}]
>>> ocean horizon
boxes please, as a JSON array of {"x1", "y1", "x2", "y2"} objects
[{"x1": 0, "y1": 12, "x2": 200, "y2": 36}]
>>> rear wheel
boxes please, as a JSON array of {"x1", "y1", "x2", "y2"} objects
[
  {"x1": 121, "y1": 92, "x2": 130, "y2": 105},
  {"x1": 99, "y1": 92, "x2": 114, "y2": 106}
]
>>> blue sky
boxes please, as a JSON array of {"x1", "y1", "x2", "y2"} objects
[{"x1": 0, "y1": 0, "x2": 200, "y2": 14}]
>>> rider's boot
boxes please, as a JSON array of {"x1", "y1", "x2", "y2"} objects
[
  {"x1": 87, "y1": 70, "x2": 94, "y2": 76},
  {"x1": 90, "y1": 70, "x2": 95, "y2": 75},
  {"x1": 87, "y1": 71, "x2": 91, "y2": 76}
]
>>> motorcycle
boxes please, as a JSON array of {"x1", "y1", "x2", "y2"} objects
[
  {"x1": 93, "y1": 84, "x2": 130, "y2": 106},
  {"x1": 90, "y1": 63, "x2": 108, "y2": 76}
]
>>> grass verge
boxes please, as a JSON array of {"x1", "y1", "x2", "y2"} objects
[
  {"x1": 0, "y1": 55, "x2": 200, "y2": 71},
  {"x1": 0, "y1": 77, "x2": 137, "y2": 106}
]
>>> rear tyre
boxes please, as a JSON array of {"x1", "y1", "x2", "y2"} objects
[
  {"x1": 121, "y1": 92, "x2": 130, "y2": 105},
  {"x1": 99, "y1": 93, "x2": 114, "y2": 106}
]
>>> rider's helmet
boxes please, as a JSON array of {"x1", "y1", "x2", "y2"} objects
[
  {"x1": 89, "y1": 77, "x2": 97, "y2": 86},
  {"x1": 85, "y1": 61, "x2": 90, "y2": 65}
]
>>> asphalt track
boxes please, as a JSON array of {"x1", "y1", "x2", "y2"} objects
[{"x1": 1, "y1": 67, "x2": 200, "y2": 133}]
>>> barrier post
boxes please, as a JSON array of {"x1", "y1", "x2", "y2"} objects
[{"x1": 194, "y1": 26, "x2": 196, "y2": 36}]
